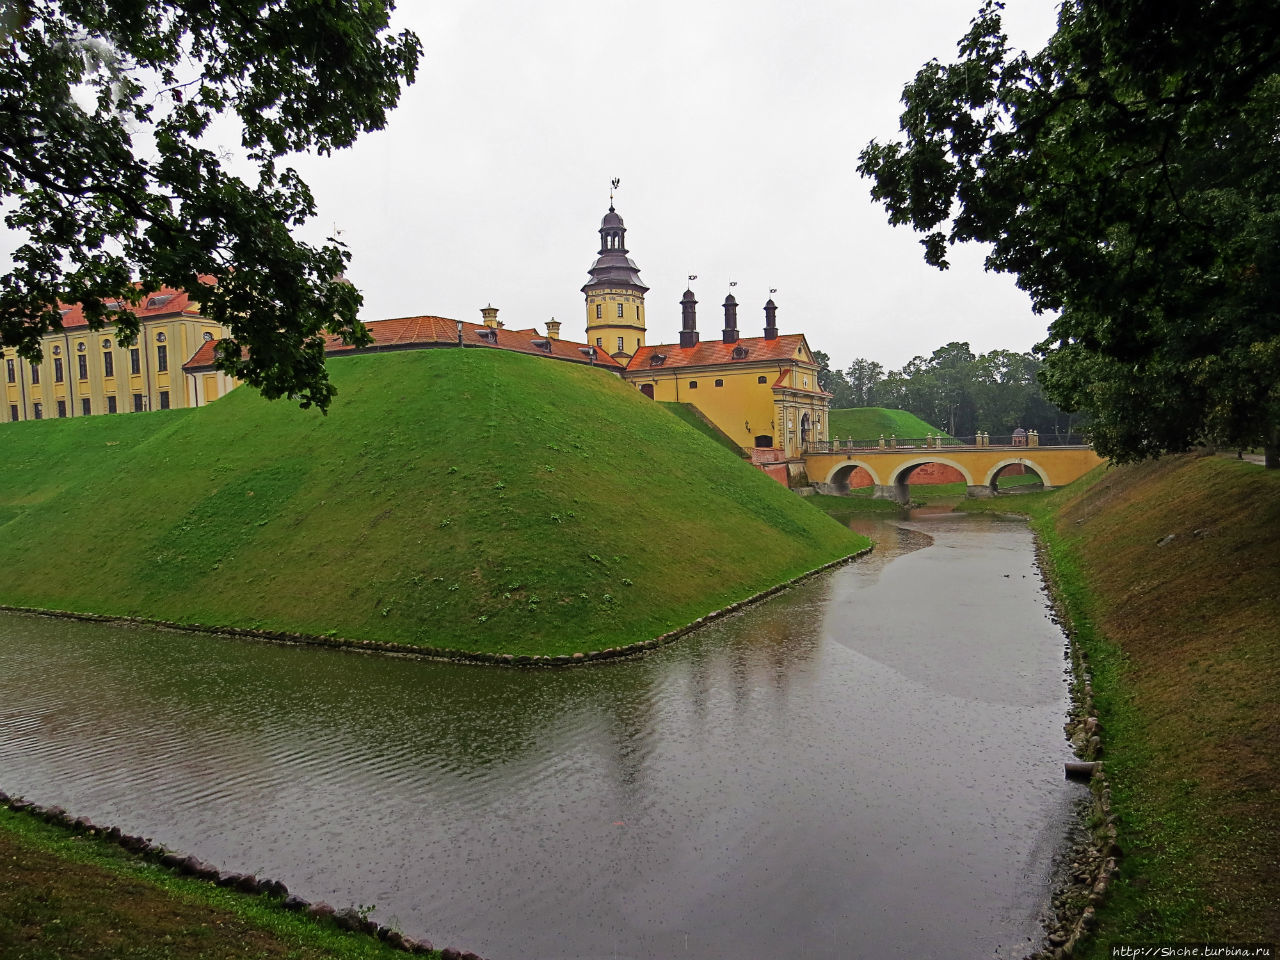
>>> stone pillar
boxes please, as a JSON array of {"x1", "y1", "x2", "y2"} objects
[
  {"x1": 1029, "y1": 430, "x2": 1040, "y2": 447},
  {"x1": 878, "y1": 434, "x2": 885, "y2": 449}
]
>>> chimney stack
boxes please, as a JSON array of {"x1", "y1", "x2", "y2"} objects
[
  {"x1": 722, "y1": 293, "x2": 739, "y2": 344},
  {"x1": 680, "y1": 288, "x2": 699, "y2": 348},
  {"x1": 481, "y1": 304, "x2": 500, "y2": 328},
  {"x1": 763, "y1": 298, "x2": 778, "y2": 340},
  {"x1": 545, "y1": 317, "x2": 560, "y2": 341}
]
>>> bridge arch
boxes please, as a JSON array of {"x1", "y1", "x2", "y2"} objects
[
  {"x1": 822, "y1": 459, "x2": 885, "y2": 491},
  {"x1": 982, "y1": 458, "x2": 1050, "y2": 492},
  {"x1": 887, "y1": 457, "x2": 975, "y2": 488}
]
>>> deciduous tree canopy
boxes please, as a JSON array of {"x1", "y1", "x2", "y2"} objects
[
  {"x1": 858, "y1": 0, "x2": 1280, "y2": 466},
  {"x1": 0, "y1": 1, "x2": 421, "y2": 411}
]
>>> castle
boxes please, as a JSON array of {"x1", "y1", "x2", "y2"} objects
[{"x1": 5, "y1": 200, "x2": 831, "y2": 480}]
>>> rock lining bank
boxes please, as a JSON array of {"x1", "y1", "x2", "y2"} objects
[{"x1": 1024, "y1": 542, "x2": 1121, "y2": 960}]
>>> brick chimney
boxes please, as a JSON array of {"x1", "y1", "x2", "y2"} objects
[
  {"x1": 722, "y1": 293, "x2": 739, "y2": 344},
  {"x1": 679, "y1": 288, "x2": 699, "y2": 348},
  {"x1": 763, "y1": 299, "x2": 778, "y2": 340}
]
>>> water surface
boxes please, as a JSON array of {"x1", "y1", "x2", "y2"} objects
[{"x1": 0, "y1": 510, "x2": 1080, "y2": 959}]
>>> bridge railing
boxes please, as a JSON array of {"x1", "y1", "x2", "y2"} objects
[{"x1": 806, "y1": 433, "x2": 1090, "y2": 454}]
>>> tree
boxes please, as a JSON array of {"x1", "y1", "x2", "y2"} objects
[
  {"x1": 0, "y1": 1, "x2": 421, "y2": 411},
  {"x1": 843, "y1": 358, "x2": 884, "y2": 407},
  {"x1": 858, "y1": 0, "x2": 1280, "y2": 466}
]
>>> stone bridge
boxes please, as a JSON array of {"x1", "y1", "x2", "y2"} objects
[{"x1": 804, "y1": 441, "x2": 1104, "y2": 502}]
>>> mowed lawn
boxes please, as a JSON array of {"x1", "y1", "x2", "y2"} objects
[
  {"x1": 827, "y1": 407, "x2": 944, "y2": 442},
  {"x1": 0, "y1": 348, "x2": 865, "y2": 656}
]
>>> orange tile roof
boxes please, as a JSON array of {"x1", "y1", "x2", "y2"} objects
[
  {"x1": 55, "y1": 281, "x2": 211, "y2": 329},
  {"x1": 627, "y1": 334, "x2": 811, "y2": 372},
  {"x1": 184, "y1": 316, "x2": 624, "y2": 372}
]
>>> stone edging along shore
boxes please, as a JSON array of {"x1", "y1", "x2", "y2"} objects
[
  {"x1": 0, "y1": 546, "x2": 872, "y2": 668},
  {"x1": 0, "y1": 789, "x2": 487, "y2": 960},
  {"x1": 1024, "y1": 536, "x2": 1121, "y2": 960}
]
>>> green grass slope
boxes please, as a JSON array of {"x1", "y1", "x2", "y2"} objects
[
  {"x1": 659, "y1": 402, "x2": 746, "y2": 456},
  {"x1": 0, "y1": 348, "x2": 864, "y2": 656},
  {"x1": 827, "y1": 407, "x2": 945, "y2": 441}
]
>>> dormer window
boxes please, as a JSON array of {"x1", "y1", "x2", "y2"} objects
[
  {"x1": 478, "y1": 328, "x2": 498, "y2": 343},
  {"x1": 649, "y1": 353, "x2": 666, "y2": 367},
  {"x1": 530, "y1": 339, "x2": 553, "y2": 353},
  {"x1": 732, "y1": 346, "x2": 749, "y2": 360},
  {"x1": 146, "y1": 294, "x2": 175, "y2": 309}
]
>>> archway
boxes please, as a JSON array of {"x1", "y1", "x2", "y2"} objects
[
  {"x1": 984, "y1": 459, "x2": 1048, "y2": 495},
  {"x1": 639, "y1": 383, "x2": 654, "y2": 399},
  {"x1": 827, "y1": 462, "x2": 877, "y2": 494},
  {"x1": 887, "y1": 458, "x2": 975, "y2": 503}
]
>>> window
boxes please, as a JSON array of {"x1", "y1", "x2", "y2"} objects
[
  {"x1": 33, "y1": 402, "x2": 42, "y2": 419},
  {"x1": 5, "y1": 358, "x2": 13, "y2": 383},
  {"x1": 103, "y1": 351, "x2": 114, "y2": 378},
  {"x1": 203, "y1": 331, "x2": 214, "y2": 342},
  {"x1": 101, "y1": 338, "x2": 111, "y2": 349},
  {"x1": 81, "y1": 398, "x2": 91, "y2": 416},
  {"x1": 9, "y1": 404, "x2": 18, "y2": 422},
  {"x1": 595, "y1": 304, "x2": 602, "y2": 319},
  {"x1": 30, "y1": 363, "x2": 39, "y2": 385},
  {"x1": 595, "y1": 337, "x2": 602, "y2": 347},
  {"x1": 130, "y1": 348, "x2": 140, "y2": 374},
  {"x1": 616, "y1": 303, "x2": 624, "y2": 318},
  {"x1": 159, "y1": 391, "x2": 170, "y2": 409},
  {"x1": 715, "y1": 379, "x2": 724, "y2": 387},
  {"x1": 107, "y1": 395, "x2": 117, "y2": 414},
  {"x1": 133, "y1": 393, "x2": 143, "y2": 412},
  {"x1": 616, "y1": 336, "x2": 624, "y2": 352},
  {"x1": 77, "y1": 354, "x2": 88, "y2": 380},
  {"x1": 636, "y1": 305, "x2": 641, "y2": 320},
  {"x1": 757, "y1": 375, "x2": 767, "y2": 384},
  {"x1": 57, "y1": 400, "x2": 67, "y2": 418},
  {"x1": 156, "y1": 344, "x2": 168, "y2": 372},
  {"x1": 54, "y1": 357, "x2": 64, "y2": 382},
  {"x1": 689, "y1": 380, "x2": 698, "y2": 389}
]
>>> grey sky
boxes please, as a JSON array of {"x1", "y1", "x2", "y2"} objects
[{"x1": 282, "y1": 0, "x2": 1060, "y2": 373}]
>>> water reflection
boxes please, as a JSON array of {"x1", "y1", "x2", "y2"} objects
[{"x1": 0, "y1": 511, "x2": 1079, "y2": 960}]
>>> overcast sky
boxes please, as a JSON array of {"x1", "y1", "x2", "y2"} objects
[{"x1": 23, "y1": 1, "x2": 1064, "y2": 373}]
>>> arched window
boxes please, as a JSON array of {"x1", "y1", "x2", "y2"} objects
[
  {"x1": 757, "y1": 375, "x2": 767, "y2": 384},
  {"x1": 596, "y1": 304, "x2": 602, "y2": 319}
]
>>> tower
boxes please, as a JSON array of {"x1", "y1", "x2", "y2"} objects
[{"x1": 582, "y1": 199, "x2": 648, "y2": 362}]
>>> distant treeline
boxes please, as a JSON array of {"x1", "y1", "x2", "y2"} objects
[{"x1": 816, "y1": 342, "x2": 1083, "y2": 439}]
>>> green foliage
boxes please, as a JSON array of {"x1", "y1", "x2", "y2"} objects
[
  {"x1": 0, "y1": 2, "x2": 422, "y2": 411},
  {"x1": 0, "y1": 349, "x2": 865, "y2": 656},
  {"x1": 859, "y1": 1, "x2": 1280, "y2": 464}
]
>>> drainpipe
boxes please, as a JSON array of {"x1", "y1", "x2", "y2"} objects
[{"x1": 63, "y1": 331, "x2": 76, "y2": 416}]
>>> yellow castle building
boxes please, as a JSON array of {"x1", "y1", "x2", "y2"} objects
[
  {"x1": 3, "y1": 286, "x2": 234, "y2": 421},
  {"x1": 580, "y1": 202, "x2": 831, "y2": 470},
  {"x1": 4, "y1": 198, "x2": 831, "y2": 489}
]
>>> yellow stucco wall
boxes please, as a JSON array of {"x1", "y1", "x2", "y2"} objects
[
  {"x1": 807, "y1": 446, "x2": 1105, "y2": 489},
  {"x1": 3, "y1": 315, "x2": 231, "y2": 422},
  {"x1": 584, "y1": 285, "x2": 646, "y2": 360},
  {"x1": 624, "y1": 360, "x2": 830, "y2": 459}
]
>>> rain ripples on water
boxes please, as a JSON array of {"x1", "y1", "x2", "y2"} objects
[{"x1": 0, "y1": 511, "x2": 1082, "y2": 960}]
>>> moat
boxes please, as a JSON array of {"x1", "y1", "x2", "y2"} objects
[{"x1": 0, "y1": 510, "x2": 1082, "y2": 959}]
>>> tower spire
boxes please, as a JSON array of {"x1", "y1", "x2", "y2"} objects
[{"x1": 609, "y1": 177, "x2": 620, "y2": 210}]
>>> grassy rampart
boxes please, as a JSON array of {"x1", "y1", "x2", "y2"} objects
[
  {"x1": 827, "y1": 406, "x2": 944, "y2": 440},
  {"x1": 0, "y1": 805, "x2": 438, "y2": 959},
  {"x1": 0, "y1": 348, "x2": 865, "y2": 657},
  {"x1": 960, "y1": 455, "x2": 1279, "y2": 949}
]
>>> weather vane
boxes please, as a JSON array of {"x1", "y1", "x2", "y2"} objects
[
  {"x1": 688, "y1": 275, "x2": 698, "y2": 284},
  {"x1": 610, "y1": 177, "x2": 620, "y2": 206},
  {"x1": 769, "y1": 288, "x2": 778, "y2": 295}
]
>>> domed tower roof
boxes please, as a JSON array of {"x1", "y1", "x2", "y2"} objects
[{"x1": 583, "y1": 205, "x2": 648, "y2": 292}]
